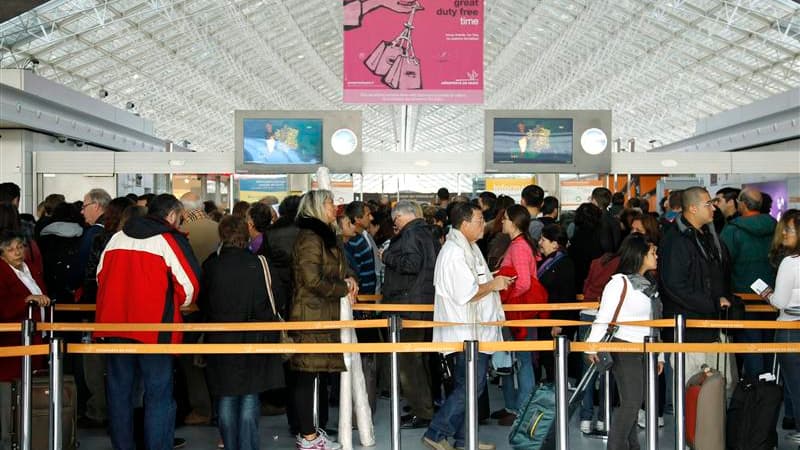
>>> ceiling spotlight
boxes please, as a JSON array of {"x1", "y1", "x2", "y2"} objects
[
  {"x1": 125, "y1": 101, "x2": 136, "y2": 110},
  {"x1": 30, "y1": 58, "x2": 39, "y2": 66},
  {"x1": 98, "y1": 89, "x2": 109, "y2": 98}
]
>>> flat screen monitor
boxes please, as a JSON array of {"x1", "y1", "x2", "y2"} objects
[
  {"x1": 242, "y1": 118, "x2": 322, "y2": 165},
  {"x1": 492, "y1": 118, "x2": 573, "y2": 165}
]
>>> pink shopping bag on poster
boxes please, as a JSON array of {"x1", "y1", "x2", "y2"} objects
[
  {"x1": 383, "y1": 55, "x2": 421, "y2": 90},
  {"x1": 365, "y1": 41, "x2": 404, "y2": 76}
]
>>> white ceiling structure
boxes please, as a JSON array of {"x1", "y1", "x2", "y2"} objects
[{"x1": 1, "y1": 0, "x2": 799, "y2": 159}]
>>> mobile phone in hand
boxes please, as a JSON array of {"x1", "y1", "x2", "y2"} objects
[{"x1": 750, "y1": 278, "x2": 773, "y2": 299}]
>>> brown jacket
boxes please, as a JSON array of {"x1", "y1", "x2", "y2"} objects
[{"x1": 289, "y1": 216, "x2": 351, "y2": 372}]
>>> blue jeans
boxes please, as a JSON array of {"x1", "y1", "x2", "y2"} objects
[
  {"x1": 501, "y1": 328, "x2": 537, "y2": 413},
  {"x1": 218, "y1": 394, "x2": 260, "y2": 450},
  {"x1": 736, "y1": 327, "x2": 775, "y2": 378},
  {"x1": 106, "y1": 354, "x2": 175, "y2": 450},
  {"x1": 776, "y1": 328, "x2": 800, "y2": 431},
  {"x1": 424, "y1": 352, "x2": 490, "y2": 448}
]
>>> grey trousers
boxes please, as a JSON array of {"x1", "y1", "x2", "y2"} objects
[
  {"x1": 608, "y1": 351, "x2": 645, "y2": 450},
  {"x1": 83, "y1": 353, "x2": 107, "y2": 421}
]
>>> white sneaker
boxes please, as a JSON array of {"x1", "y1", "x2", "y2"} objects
[
  {"x1": 296, "y1": 430, "x2": 342, "y2": 450},
  {"x1": 595, "y1": 420, "x2": 605, "y2": 432},
  {"x1": 580, "y1": 420, "x2": 592, "y2": 434},
  {"x1": 637, "y1": 409, "x2": 646, "y2": 428}
]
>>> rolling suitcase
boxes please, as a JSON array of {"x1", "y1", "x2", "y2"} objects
[
  {"x1": 686, "y1": 365, "x2": 725, "y2": 450},
  {"x1": 0, "y1": 375, "x2": 78, "y2": 450},
  {"x1": 725, "y1": 358, "x2": 783, "y2": 450}
]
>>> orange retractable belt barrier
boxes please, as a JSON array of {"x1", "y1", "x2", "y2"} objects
[
  {"x1": 67, "y1": 341, "x2": 464, "y2": 355},
  {"x1": 0, "y1": 324, "x2": 22, "y2": 333},
  {"x1": 0, "y1": 344, "x2": 49, "y2": 358}
]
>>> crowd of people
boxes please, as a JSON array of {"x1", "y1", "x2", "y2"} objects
[{"x1": 0, "y1": 180, "x2": 798, "y2": 450}]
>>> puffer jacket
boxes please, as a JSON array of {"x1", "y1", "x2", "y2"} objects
[
  {"x1": 381, "y1": 218, "x2": 440, "y2": 319},
  {"x1": 720, "y1": 213, "x2": 777, "y2": 293},
  {"x1": 289, "y1": 216, "x2": 351, "y2": 373}
]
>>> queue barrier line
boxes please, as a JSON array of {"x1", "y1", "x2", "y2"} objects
[
  {"x1": 645, "y1": 342, "x2": 800, "y2": 354},
  {"x1": 0, "y1": 344, "x2": 49, "y2": 358},
  {"x1": 0, "y1": 323, "x2": 22, "y2": 333},
  {"x1": 686, "y1": 319, "x2": 800, "y2": 329},
  {"x1": 570, "y1": 342, "x2": 646, "y2": 353},
  {"x1": 66, "y1": 342, "x2": 465, "y2": 355},
  {"x1": 37, "y1": 319, "x2": 390, "y2": 333}
]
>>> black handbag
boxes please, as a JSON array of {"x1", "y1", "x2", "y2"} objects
[{"x1": 595, "y1": 277, "x2": 628, "y2": 372}]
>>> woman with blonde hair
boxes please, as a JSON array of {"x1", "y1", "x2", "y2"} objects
[{"x1": 291, "y1": 190, "x2": 357, "y2": 450}]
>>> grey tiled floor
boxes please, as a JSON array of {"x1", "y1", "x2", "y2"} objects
[{"x1": 76, "y1": 381, "x2": 799, "y2": 450}]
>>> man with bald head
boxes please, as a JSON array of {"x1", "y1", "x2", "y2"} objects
[{"x1": 720, "y1": 188, "x2": 777, "y2": 378}]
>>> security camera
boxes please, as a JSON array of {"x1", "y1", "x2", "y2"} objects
[
  {"x1": 30, "y1": 58, "x2": 39, "y2": 66},
  {"x1": 75, "y1": 141, "x2": 84, "y2": 147},
  {"x1": 56, "y1": 136, "x2": 67, "y2": 143},
  {"x1": 126, "y1": 101, "x2": 135, "y2": 110},
  {"x1": 98, "y1": 89, "x2": 109, "y2": 98}
]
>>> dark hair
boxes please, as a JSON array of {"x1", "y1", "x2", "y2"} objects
[
  {"x1": 681, "y1": 186, "x2": 709, "y2": 211},
  {"x1": 279, "y1": 195, "x2": 302, "y2": 219},
  {"x1": 125, "y1": 193, "x2": 139, "y2": 203},
  {"x1": 760, "y1": 193, "x2": 773, "y2": 215},
  {"x1": 121, "y1": 205, "x2": 147, "y2": 228},
  {"x1": 430, "y1": 224, "x2": 445, "y2": 243},
  {"x1": 668, "y1": 190, "x2": 682, "y2": 210},
  {"x1": 616, "y1": 233, "x2": 654, "y2": 275},
  {"x1": 496, "y1": 194, "x2": 515, "y2": 212},
  {"x1": 218, "y1": 215, "x2": 249, "y2": 249},
  {"x1": 479, "y1": 191, "x2": 497, "y2": 210},
  {"x1": 437, "y1": 188, "x2": 450, "y2": 201},
  {"x1": 137, "y1": 193, "x2": 155, "y2": 206},
  {"x1": 541, "y1": 196, "x2": 559, "y2": 216},
  {"x1": 0, "y1": 204, "x2": 20, "y2": 233},
  {"x1": 506, "y1": 204, "x2": 537, "y2": 254},
  {"x1": 521, "y1": 184, "x2": 544, "y2": 208},
  {"x1": 231, "y1": 201, "x2": 250, "y2": 219},
  {"x1": 541, "y1": 223, "x2": 568, "y2": 249},
  {"x1": 247, "y1": 202, "x2": 272, "y2": 233},
  {"x1": 433, "y1": 208, "x2": 448, "y2": 226},
  {"x1": 612, "y1": 192, "x2": 625, "y2": 206},
  {"x1": 203, "y1": 200, "x2": 217, "y2": 215},
  {"x1": 620, "y1": 208, "x2": 642, "y2": 229},
  {"x1": 345, "y1": 201, "x2": 369, "y2": 223},
  {"x1": 52, "y1": 202, "x2": 84, "y2": 224},
  {"x1": 591, "y1": 187, "x2": 612, "y2": 210},
  {"x1": 715, "y1": 187, "x2": 741, "y2": 203},
  {"x1": 147, "y1": 194, "x2": 183, "y2": 220},
  {"x1": 0, "y1": 183, "x2": 21, "y2": 204},
  {"x1": 573, "y1": 203, "x2": 602, "y2": 230},
  {"x1": 43, "y1": 194, "x2": 66, "y2": 215},
  {"x1": 626, "y1": 197, "x2": 643, "y2": 209},
  {"x1": 450, "y1": 202, "x2": 481, "y2": 230},
  {"x1": 633, "y1": 214, "x2": 661, "y2": 245},
  {"x1": 104, "y1": 197, "x2": 135, "y2": 233}
]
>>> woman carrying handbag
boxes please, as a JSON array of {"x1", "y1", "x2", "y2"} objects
[{"x1": 585, "y1": 233, "x2": 664, "y2": 450}]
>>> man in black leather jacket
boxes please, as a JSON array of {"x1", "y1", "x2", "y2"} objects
[{"x1": 382, "y1": 200, "x2": 440, "y2": 429}]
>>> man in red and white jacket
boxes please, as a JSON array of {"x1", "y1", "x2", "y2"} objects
[{"x1": 96, "y1": 194, "x2": 200, "y2": 450}]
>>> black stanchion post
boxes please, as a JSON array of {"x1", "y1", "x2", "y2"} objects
[
  {"x1": 389, "y1": 315, "x2": 402, "y2": 450},
  {"x1": 464, "y1": 340, "x2": 479, "y2": 450},
  {"x1": 20, "y1": 305, "x2": 35, "y2": 450},
  {"x1": 48, "y1": 338, "x2": 64, "y2": 450},
  {"x1": 645, "y1": 336, "x2": 658, "y2": 450},
  {"x1": 554, "y1": 335, "x2": 569, "y2": 450},
  {"x1": 674, "y1": 315, "x2": 686, "y2": 450}
]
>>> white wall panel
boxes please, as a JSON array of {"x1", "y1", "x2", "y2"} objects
[
  {"x1": 34, "y1": 151, "x2": 114, "y2": 175},
  {"x1": 115, "y1": 152, "x2": 234, "y2": 174}
]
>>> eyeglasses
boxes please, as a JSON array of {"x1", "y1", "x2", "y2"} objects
[
  {"x1": 783, "y1": 227, "x2": 797, "y2": 235},
  {"x1": 700, "y1": 201, "x2": 715, "y2": 209},
  {"x1": 81, "y1": 202, "x2": 97, "y2": 211}
]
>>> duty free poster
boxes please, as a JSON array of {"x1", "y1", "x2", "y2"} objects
[{"x1": 343, "y1": 0, "x2": 484, "y2": 104}]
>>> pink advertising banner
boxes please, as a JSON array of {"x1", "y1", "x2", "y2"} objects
[{"x1": 342, "y1": 0, "x2": 483, "y2": 104}]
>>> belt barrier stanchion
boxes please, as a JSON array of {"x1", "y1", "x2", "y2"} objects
[
  {"x1": 20, "y1": 305, "x2": 35, "y2": 450},
  {"x1": 48, "y1": 338, "x2": 64, "y2": 450},
  {"x1": 645, "y1": 336, "x2": 658, "y2": 450},
  {"x1": 312, "y1": 374, "x2": 319, "y2": 430},
  {"x1": 464, "y1": 340, "x2": 479, "y2": 450},
  {"x1": 389, "y1": 315, "x2": 402, "y2": 450},
  {"x1": 554, "y1": 335, "x2": 570, "y2": 450},
  {"x1": 602, "y1": 371, "x2": 611, "y2": 437},
  {"x1": 674, "y1": 315, "x2": 686, "y2": 450}
]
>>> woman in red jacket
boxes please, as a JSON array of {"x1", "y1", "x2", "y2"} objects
[
  {"x1": 0, "y1": 231, "x2": 51, "y2": 381},
  {"x1": 492, "y1": 205, "x2": 542, "y2": 426}
]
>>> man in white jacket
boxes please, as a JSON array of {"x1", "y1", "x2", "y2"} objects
[{"x1": 422, "y1": 202, "x2": 513, "y2": 450}]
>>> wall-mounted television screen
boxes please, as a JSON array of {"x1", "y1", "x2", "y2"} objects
[
  {"x1": 492, "y1": 118, "x2": 573, "y2": 165},
  {"x1": 242, "y1": 118, "x2": 322, "y2": 165}
]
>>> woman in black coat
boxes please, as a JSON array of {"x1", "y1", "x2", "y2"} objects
[
  {"x1": 537, "y1": 223, "x2": 577, "y2": 382},
  {"x1": 199, "y1": 216, "x2": 284, "y2": 450}
]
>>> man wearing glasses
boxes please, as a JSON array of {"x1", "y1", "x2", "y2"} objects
[
  {"x1": 75, "y1": 188, "x2": 111, "y2": 295},
  {"x1": 659, "y1": 186, "x2": 735, "y2": 386}
]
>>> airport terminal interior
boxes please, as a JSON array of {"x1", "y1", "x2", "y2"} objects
[{"x1": 1, "y1": 0, "x2": 800, "y2": 449}]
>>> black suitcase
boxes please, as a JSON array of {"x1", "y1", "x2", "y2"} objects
[{"x1": 725, "y1": 376, "x2": 783, "y2": 450}]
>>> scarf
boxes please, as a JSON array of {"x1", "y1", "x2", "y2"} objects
[
  {"x1": 627, "y1": 273, "x2": 662, "y2": 337},
  {"x1": 537, "y1": 250, "x2": 565, "y2": 279}
]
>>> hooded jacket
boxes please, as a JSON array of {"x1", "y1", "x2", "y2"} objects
[
  {"x1": 720, "y1": 213, "x2": 777, "y2": 293},
  {"x1": 659, "y1": 216, "x2": 731, "y2": 343},
  {"x1": 37, "y1": 221, "x2": 83, "y2": 302},
  {"x1": 95, "y1": 215, "x2": 200, "y2": 344}
]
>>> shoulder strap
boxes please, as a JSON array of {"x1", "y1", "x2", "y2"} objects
[
  {"x1": 607, "y1": 276, "x2": 628, "y2": 334},
  {"x1": 257, "y1": 255, "x2": 278, "y2": 318}
]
